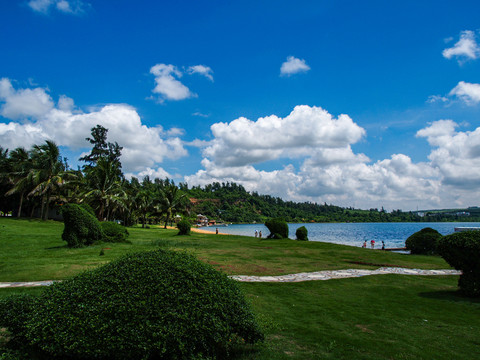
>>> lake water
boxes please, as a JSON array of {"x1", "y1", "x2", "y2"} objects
[{"x1": 199, "y1": 222, "x2": 480, "y2": 248}]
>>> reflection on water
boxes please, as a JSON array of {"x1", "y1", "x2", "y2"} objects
[{"x1": 200, "y1": 222, "x2": 480, "y2": 248}]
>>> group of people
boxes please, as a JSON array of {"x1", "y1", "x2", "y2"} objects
[
  {"x1": 362, "y1": 240, "x2": 385, "y2": 250},
  {"x1": 254, "y1": 230, "x2": 262, "y2": 238}
]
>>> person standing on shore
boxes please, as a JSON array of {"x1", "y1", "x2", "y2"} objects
[
  {"x1": 255, "y1": 230, "x2": 258, "y2": 238},
  {"x1": 370, "y1": 240, "x2": 375, "y2": 249},
  {"x1": 382, "y1": 241, "x2": 385, "y2": 250},
  {"x1": 259, "y1": 231, "x2": 262, "y2": 239},
  {"x1": 362, "y1": 241, "x2": 367, "y2": 248}
]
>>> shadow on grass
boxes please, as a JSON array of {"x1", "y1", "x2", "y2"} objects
[
  {"x1": 419, "y1": 290, "x2": 480, "y2": 303},
  {"x1": 44, "y1": 245, "x2": 68, "y2": 250}
]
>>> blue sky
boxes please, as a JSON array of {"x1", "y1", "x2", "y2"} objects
[{"x1": 1, "y1": 0, "x2": 480, "y2": 210}]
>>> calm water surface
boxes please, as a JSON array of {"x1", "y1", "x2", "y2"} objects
[{"x1": 199, "y1": 222, "x2": 480, "y2": 248}]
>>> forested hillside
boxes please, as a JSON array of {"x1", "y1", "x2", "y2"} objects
[{"x1": 182, "y1": 182, "x2": 480, "y2": 223}]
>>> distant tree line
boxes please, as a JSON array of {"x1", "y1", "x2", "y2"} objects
[
  {"x1": 2, "y1": 126, "x2": 479, "y2": 225},
  {"x1": 0, "y1": 125, "x2": 187, "y2": 228}
]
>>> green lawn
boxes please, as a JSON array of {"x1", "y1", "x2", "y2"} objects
[
  {"x1": 0, "y1": 218, "x2": 449, "y2": 281},
  {"x1": 1, "y1": 218, "x2": 479, "y2": 360}
]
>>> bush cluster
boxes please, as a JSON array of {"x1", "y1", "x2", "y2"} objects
[
  {"x1": 61, "y1": 203, "x2": 104, "y2": 247},
  {"x1": 177, "y1": 219, "x2": 191, "y2": 235},
  {"x1": 405, "y1": 227, "x2": 442, "y2": 255},
  {"x1": 437, "y1": 230, "x2": 480, "y2": 297},
  {"x1": 265, "y1": 218, "x2": 289, "y2": 239},
  {"x1": 100, "y1": 221, "x2": 129, "y2": 242},
  {"x1": 295, "y1": 226, "x2": 308, "y2": 241},
  {"x1": 0, "y1": 250, "x2": 264, "y2": 359}
]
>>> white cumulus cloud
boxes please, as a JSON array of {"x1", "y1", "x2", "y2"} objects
[
  {"x1": 0, "y1": 78, "x2": 55, "y2": 119},
  {"x1": 280, "y1": 56, "x2": 310, "y2": 76},
  {"x1": 417, "y1": 120, "x2": 480, "y2": 188},
  {"x1": 449, "y1": 81, "x2": 480, "y2": 105},
  {"x1": 150, "y1": 64, "x2": 196, "y2": 102},
  {"x1": 442, "y1": 30, "x2": 480, "y2": 63},
  {"x1": 204, "y1": 105, "x2": 365, "y2": 167},
  {"x1": 150, "y1": 63, "x2": 214, "y2": 102}
]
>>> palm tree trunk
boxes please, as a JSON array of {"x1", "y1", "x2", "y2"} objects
[
  {"x1": 98, "y1": 202, "x2": 104, "y2": 221},
  {"x1": 164, "y1": 210, "x2": 171, "y2": 229},
  {"x1": 43, "y1": 192, "x2": 50, "y2": 221},
  {"x1": 40, "y1": 195, "x2": 46, "y2": 220},
  {"x1": 17, "y1": 192, "x2": 24, "y2": 218}
]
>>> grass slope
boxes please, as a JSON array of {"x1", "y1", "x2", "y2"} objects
[{"x1": 1, "y1": 218, "x2": 479, "y2": 359}]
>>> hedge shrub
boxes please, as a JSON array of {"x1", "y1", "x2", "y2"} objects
[
  {"x1": 405, "y1": 227, "x2": 442, "y2": 255},
  {"x1": 3, "y1": 250, "x2": 263, "y2": 359},
  {"x1": 61, "y1": 203, "x2": 104, "y2": 248},
  {"x1": 79, "y1": 202, "x2": 95, "y2": 216},
  {"x1": 177, "y1": 219, "x2": 191, "y2": 235},
  {"x1": 0, "y1": 294, "x2": 37, "y2": 348},
  {"x1": 265, "y1": 218, "x2": 289, "y2": 239},
  {"x1": 100, "y1": 221, "x2": 129, "y2": 243},
  {"x1": 437, "y1": 230, "x2": 480, "y2": 297},
  {"x1": 295, "y1": 226, "x2": 308, "y2": 241}
]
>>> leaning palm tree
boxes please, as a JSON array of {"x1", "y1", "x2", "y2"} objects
[
  {"x1": 28, "y1": 141, "x2": 68, "y2": 220},
  {"x1": 158, "y1": 184, "x2": 187, "y2": 229},
  {"x1": 5, "y1": 147, "x2": 33, "y2": 217}
]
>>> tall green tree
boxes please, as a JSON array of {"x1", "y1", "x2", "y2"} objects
[{"x1": 80, "y1": 125, "x2": 123, "y2": 169}]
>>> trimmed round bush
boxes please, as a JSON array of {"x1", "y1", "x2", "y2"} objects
[
  {"x1": 13, "y1": 250, "x2": 263, "y2": 359},
  {"x1": 100, "y1": 221, "x2": 129, "y2": 242},
  {"x1": 177, "y1": 219, "x2": 191, "y2": 235},
  {"x1": 437, "y1": 230, "x2": 480, "y2": 297},
  {"x1": 295, "y1": 226, "x2": 308, "y2": 241},
  {"x1": 265, "y1": 218, "x2": 289, "y2": 239},
  {"x1": 61, "y1": 203, "x2": 104, "y2": 247},
  {"x1": 405, "y1": 227, "x2": 442, "y2": 255}
]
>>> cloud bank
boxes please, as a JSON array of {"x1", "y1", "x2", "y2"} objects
[
  {"x1": 186, "y1": 106, "x2": 480, "y2": 210},
  {"x1": 0, "y1": 78, "x2": 186, "y2": 174}
]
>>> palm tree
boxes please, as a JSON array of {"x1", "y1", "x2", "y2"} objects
[
  {"x1": 158, "y1": 184, "x2": 187, "y2": 229},
  {"x1": 28, "y1": 140, "x2": 68, "y2": 220},
  {"x1": 81, "y1": 156, "x2": 127, "y2": 221},
  {"x1": 5, "y1": 147, "x2": 33, "y2": 217}
]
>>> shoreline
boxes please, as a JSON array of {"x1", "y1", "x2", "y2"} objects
[{"x1": 191, "y1": 227, "x2": 230, "y2": 235}]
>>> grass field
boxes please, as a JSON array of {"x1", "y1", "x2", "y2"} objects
[{"x1": 1, "y1": 218, "x2": 479, "y2": 359}]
